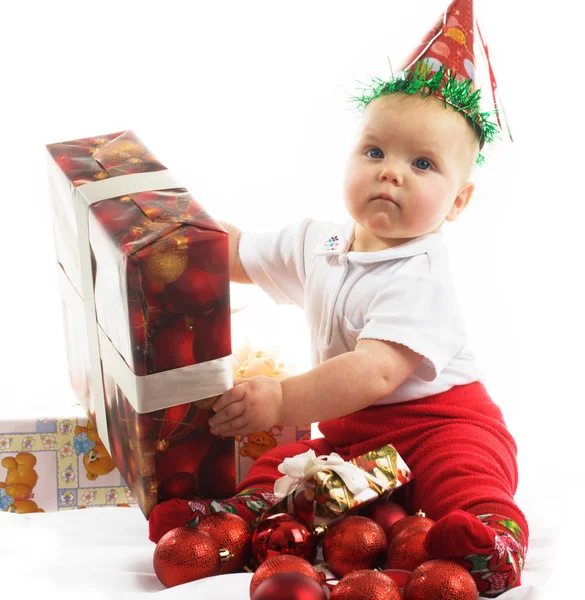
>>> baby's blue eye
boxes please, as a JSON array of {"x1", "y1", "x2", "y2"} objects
[
  {"x1": 367, "y1": 148, "x2": 384, "y2": 159},
  {"x1": 414, "y1": 158, "x2": 431, "y2": 170}
]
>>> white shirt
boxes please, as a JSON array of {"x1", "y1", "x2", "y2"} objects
[{"x1": 239, "y1": 218, "x2": 482, "y2": 404}]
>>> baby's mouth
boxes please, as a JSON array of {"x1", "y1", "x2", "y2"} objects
[{"x1": 371, "y1": 194, "x2": 399, "y2": 207}]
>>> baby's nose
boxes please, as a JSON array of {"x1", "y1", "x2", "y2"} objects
[{"x1": 379, "y1": 163, "x2": 403, "y2": 184}]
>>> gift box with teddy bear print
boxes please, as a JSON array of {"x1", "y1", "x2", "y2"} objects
[{"x1": 0, "y1": 413, "x2": 136, "y2": 512}]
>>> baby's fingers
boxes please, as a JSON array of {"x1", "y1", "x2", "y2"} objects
[{"x1": 212, "y1": 383, "x2": 247, "y2": 413}]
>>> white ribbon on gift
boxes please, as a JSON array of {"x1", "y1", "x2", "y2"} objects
[
  {"x1": 47, "y1": 158, "x2": 232, "y2": 454},
  {"x1": 273, "y1": 449, "x2": 391, "y2": 499}
]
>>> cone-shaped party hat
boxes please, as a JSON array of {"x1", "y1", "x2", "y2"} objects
[{"x1": 352, "y1": 0, "x2": 510, "y2": 165}]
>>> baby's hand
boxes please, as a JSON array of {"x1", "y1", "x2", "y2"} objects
[{"x1": 209, "y1": 376, "x2": 284, "y2": 437}]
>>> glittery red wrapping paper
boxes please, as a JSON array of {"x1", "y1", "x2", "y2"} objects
[{"x1": 46, "y1": 130, "x2": 236, "y2": 516}]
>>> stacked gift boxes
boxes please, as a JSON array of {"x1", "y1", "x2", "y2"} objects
[{"x1": 43, "y1": 130, "x2": 310, "y2": 518}]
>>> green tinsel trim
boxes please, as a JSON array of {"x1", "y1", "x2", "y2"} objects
[{"x1": 349, "y1": 60, "x2": 500, "y2": 166}]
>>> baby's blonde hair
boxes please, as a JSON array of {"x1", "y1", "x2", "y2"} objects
[{"x1": 365, "y1": 92, "x2": 480, "y2": 180}]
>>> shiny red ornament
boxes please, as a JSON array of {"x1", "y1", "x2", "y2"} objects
[
  {"x1": 251, "y1": 572, "x2": 327, "y2": 600},
  {"x1": 153, "y1": 527, "x2": 220, "y2": 587},
  {"x1": 404, "y1": 559, "x2": 478, "y2": 600},
  {"x1": 196, "y1": 512, "x2": 252, "y2": 574},
  {"x1": 330, "y1": 570, "x2": 402, "y2": 600},
  {"x1": 323, "y1": 516, "x2": 387, "y2": 577},
  {"x1": 380, "y1": 569, "x2": 412, "y2": 590},
  {"x1": 252, "y1": 513, "x2": 318, "y2": 565},
  {"x1": 250, "y1": 555, "x2": 323, "y2": 596},
  {"x1": 361, "y1": 501, "x2": 408, "y2": 537},
  {"x1": 387, "y1": 512, "x2": 435, "y2": 544},
  {"x1": 387, "y1": 527, "x2": 430, "y2": 571}
]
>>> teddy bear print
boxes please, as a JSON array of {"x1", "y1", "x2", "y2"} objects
[
  {"x1": 0, "y1": 452, "x2": 45, "y2": 513},
  {"x1": 236, "y1": 426, "x2": 284, "y2": 460},
  {"x1": 74, "y1": 420, "x2": 116, "y2": 481}
]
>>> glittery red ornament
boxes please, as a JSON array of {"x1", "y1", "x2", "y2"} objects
[
  {"x1": 252, "y1": 513, "x2": 318, "y2": 565},
  {"x1": 330, "y1": 570, "x2": 402, "y2": 600},
  {"x1": 361, "y1": 501, "x2": 408, "y2": 537},
  {"x1": 322, "y1": 516, "x2": 387, "y2": 577},
  {"x1": 196, "y1": 512, "x2": 252, "y2": 574},
  {"x1": 403, "y1": 559, "x2": 478, "y2": 600},
  {"x1": 251, "y1": 572, "x2": 327, "y2": 600},
  {"x1": 387, "y1": 511, "x2": 435, "y2": 544},
  {"x1": 153, "y1": 527, "x2": 221, "y2": 587},
  {"x1": 380, "y1": 569, "x2": 412, "y2": 590},
  {"x1": 387, "y1": 527, "x2": 430, "y2": 571},
  {"x1": 250, "y1": 555, "x2": 323, "y2": 596}
]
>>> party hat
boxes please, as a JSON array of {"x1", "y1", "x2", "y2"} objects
[{"x1": 352, "y1": 0, "x2": 510, "y2": 164}]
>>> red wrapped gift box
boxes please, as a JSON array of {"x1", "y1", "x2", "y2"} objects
[{"x1": 46, "y1": 130, "x2": 236, "y2": 516}]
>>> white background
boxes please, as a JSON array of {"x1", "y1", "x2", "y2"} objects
[{"x1": 1, "y1": 0, "x2": 584, "y2": 592}]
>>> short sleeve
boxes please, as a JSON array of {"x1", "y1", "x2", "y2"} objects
[
  {"x1": 238, "y1": 218, "x2": 325, "y2": 307},
  {"x1": 358, "y1": 271, "x2": 466, "y2": 382}
]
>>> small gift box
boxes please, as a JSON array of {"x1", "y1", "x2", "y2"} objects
[
  {"x1": 46, "y1": 130, "x2": 235, "y2": 517},
  {"x1": 272, "y1": 446, "x2": 412, "y2": 526}
]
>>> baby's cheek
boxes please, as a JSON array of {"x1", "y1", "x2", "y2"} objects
[{"x1": 408, "y1": 191, "x2": 443, "y2": 229}]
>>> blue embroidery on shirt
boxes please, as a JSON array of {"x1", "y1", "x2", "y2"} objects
[{"x1": 323, "y1": 235, "x2": 339, "y2": 251}]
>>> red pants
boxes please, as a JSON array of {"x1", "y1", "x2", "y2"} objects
[{"x1": 238, "y1": 382, "x2": 528, "y2": 536}]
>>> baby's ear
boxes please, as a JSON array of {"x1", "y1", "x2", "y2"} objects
[{"x1": 445, "y1": 182, "x2": 475, "y2": 222}]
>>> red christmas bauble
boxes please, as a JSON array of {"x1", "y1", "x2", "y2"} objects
[
  {"x1": 251, "y1": 513, "x2": 318, "y2": 565},
  {"x1": 361, "y1": 501, "x2": 408, "y2": 537},
  {"x1": 250, "y1": 555, "x2": 323, "y2": 596},
  {"x1": 196, "y1": 512, "x2": 252, "y2": 574},
  {"x1": 322, "y1": 516, "x2": 387, "y2": 577},
  {"x1": 380, "y1": 569, "x2": 412, "y2": 590},
  {"x1": 387, "y1": 512, "x2": 435, "y2": 544},
  {"x1": 251, "y1": 572, "x2": 327, "y2": 600},
  {"x1": 387, "y1": 527, "x2": 430, "y2": 571},
  {"x1": 330, "y1": 570, "x2": 402, "y2": 600},
  {"x1": 153, "y1": 527, "x2": 221, "y2": 587},
  {"x1": 292, "y1": 488, "x2": 315, "y2": 527},
  {"x1": 403, "y1": 559, "x2": 478, "y2": 600}
]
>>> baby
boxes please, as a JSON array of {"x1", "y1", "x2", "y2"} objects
[{"x1": 149, "y1": 2, "x2": 527, "y2": 596}]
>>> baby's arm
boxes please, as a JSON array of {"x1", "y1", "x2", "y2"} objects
[
  {"x1": 280, "y1": 339, "x2": 422, "y2": 424},
  {"x1": 218, "y1": 221, "x2": 253, "y2": 284},
  {"x1": 209, "y1": 338, "x2": 423, "y2": 436}
]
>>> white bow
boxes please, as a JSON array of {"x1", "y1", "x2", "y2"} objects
[{"x1": 273, "y1": 449, "x2": 389, "y2": 498}]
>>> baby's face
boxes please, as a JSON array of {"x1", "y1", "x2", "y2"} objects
[{"x1": 343, "y1": 93, "x2": 479, "y2": 250}]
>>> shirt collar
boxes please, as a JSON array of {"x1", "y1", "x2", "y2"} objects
[{"x1": 313, "y1": 220, "x2": 445, "y2": 264}]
